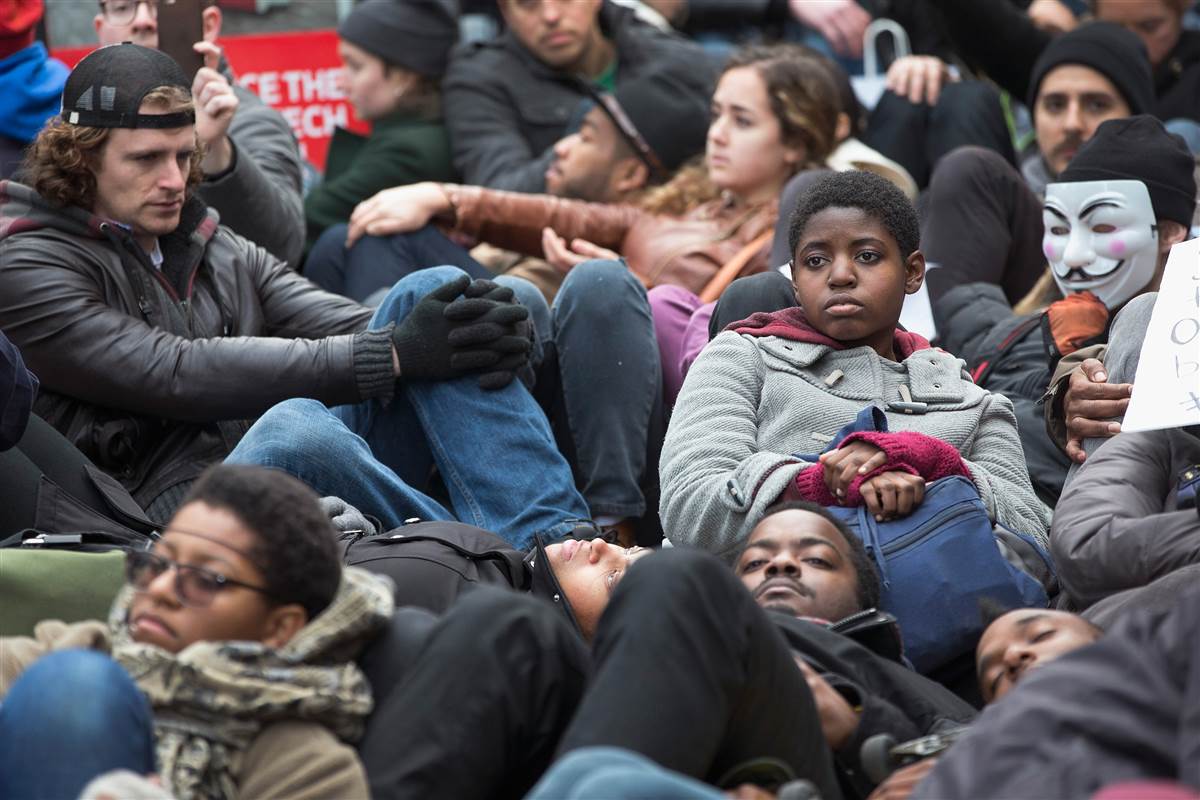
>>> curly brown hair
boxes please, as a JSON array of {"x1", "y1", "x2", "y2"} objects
[
  {"x1": 640, "y1": 44, "x2": 841, "y2": 217},
  {"x1": 23, "y1": 85, "x2": 203, "y2": 210}
]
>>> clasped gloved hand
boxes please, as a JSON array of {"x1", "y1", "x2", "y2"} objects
[{"x1": 392, "y1": 275, "x2": 532, "y2": 390}]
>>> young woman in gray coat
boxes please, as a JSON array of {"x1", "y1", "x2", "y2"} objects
[{"x1": 660, "y1": 171, "x2": 1049, "y2": 559}]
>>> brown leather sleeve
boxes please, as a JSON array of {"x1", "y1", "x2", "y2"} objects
[
  {"x1": 1043, "y1": 343, "x2": 1109, "y2": 450},
  {"x1": 444, "y1": 185, "x2": 640, "y2": 257}
]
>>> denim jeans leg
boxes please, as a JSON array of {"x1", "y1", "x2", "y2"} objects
[
  {"x1": 226, "y1": 398, "x2": 452, "y2": 530},
  {"x1": 303, "y1": 223, "x2": 352, "y2": 295},
  {"x1": 527, "y1": 748, "x2": 724, "y2": 800},
  {"x1": 345, "y1": 266, "x2": 589, "y2": 547},
  {"x1": 554, "y1": 260, "x2": 660, "y2": 519},
  {"x1": 0, "y1": 650, "x2": 156, "y2": 800}
]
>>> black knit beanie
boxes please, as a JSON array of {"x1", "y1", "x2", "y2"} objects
[
  {"x1": 337, "y1": 0, "x2": 458, "y2": 79},
  {"x1": 1027, "y1": 21, "x2": 1154, "y2": 116},
  {"x1": 1059, "y1": 115, "x2": 1196, "y2": 227}
]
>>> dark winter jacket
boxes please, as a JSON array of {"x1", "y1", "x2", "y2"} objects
[
  {"x1": 341, "y1": 521, "x2": 585, "y2": 635},
  {"x1": 0, "y1": 328, "x2": 36, "y2": 451},
  {"x1": 0, "y1": 181, "x2": 394, "y2": 508},
  {"x1": 304, "y1": 107, "x2": 456, "y2": 249},
  {"x1": 442, "y1": 0, "x2": 714, "y2": 192},
  {"x1": 934, "y1": 281, "x2": 1073, "y2": 504},
  {"x1": 1052, "y1": 428, "x2": 1200, "y2": 610},
  {"x1": 772, "y1": 614, "x2": 977, "y2": 798},
  {"x1": 914, "y1": 586, "x2": 1200, "y2": 799}
]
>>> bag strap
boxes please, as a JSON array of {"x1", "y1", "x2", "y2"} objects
[{"x1": 697, "y1": 230, "x2": 774, "y2": 304}]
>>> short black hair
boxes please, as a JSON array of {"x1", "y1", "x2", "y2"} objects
[
  {"x1": 181, "y1": 465, "x2": 341, "y2": 620},
  {"x1": 978, "y1": 598, "x2": 1105, "y2": 635},
  {"x1": 787, "y1": 170, "x2": 920, "y2": 260},
  {"x1": 755, "y1": 500, "x2": 882, "y2": 611}
]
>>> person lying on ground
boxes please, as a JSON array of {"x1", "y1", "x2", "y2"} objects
[{"x1": 0, "y1": 464, "x2": 394, "y2": 800}]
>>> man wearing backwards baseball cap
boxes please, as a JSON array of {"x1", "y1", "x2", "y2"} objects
[
  {"x1": 0, "y1": 43, "x2": 542, "y2": 521},
  {"x1": 93, "y1": 0, "x2": 304, "y2": 268}
]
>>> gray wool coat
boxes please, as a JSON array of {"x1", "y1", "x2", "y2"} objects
[{"x1": 660, "y1": 331, "x2": 1051, "y2": 559}]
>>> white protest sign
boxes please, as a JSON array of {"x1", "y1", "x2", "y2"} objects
[{"x1": 1121, "y1": 238, "x2": 1200, "y2": 433}]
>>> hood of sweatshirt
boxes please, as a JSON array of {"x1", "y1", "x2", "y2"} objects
[{"x1": 729, "y1": 307, "x2": 932, "y2": 360}]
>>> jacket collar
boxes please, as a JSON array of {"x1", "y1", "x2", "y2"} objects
[
  {"x1": 730, "y1": 307, "x2": 932, "y2": 360},
  {"x1": 524, "y1": 533, "x2": 585, "y2": 638}
]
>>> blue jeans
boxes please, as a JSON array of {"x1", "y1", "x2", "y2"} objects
[
  {"x1": 526, "y1": 748, "x2": 725, "y2": 800},
  {"x1": 1165, "y1": 117, "x2": 1200, "y2": 156},
  {"x1": 0, "y1": 650, "x2": 156, "y2": 800},
  {"x1": 542, "y1": 260, "x2": 662, "y2": 519},
  {"x1": 305, "y1": 223, "x2": 494, "y2": 302},
  {"x1": 226, "y1": 266, "x2": 589, "y2": 549}
]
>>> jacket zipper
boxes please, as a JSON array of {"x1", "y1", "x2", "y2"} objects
[
  {"x1": 126, "y1": 235, "x2": 203, "y2": 335},
  {"x1": 829, "y1": 608, "x2": 879, "y2": 631},
  {"x1": 879, "y1": 500, "x2": 975, "y2": 557}
]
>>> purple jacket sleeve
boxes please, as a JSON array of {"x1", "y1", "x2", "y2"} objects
[{"x1": 1, "y1": 330, "x2": 37, "y2": 451}]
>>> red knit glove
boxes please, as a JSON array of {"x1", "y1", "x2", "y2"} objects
[{"x1": 783, "y1": 431, "x2": 970, "y2": 507}]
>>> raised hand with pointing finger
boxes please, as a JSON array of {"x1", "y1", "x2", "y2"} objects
[{"x1": 191, "y1": 41, "x2": 238, "y2": 176}]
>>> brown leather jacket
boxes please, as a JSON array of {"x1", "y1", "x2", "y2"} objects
[{"x1": 444, "y1": 185, "x2": 778, "y2": 295}]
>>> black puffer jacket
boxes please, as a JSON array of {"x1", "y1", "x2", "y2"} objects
[
  {"x1": 935, "y1": 281, "x2": 1072, "y2": 504},
  {"x1": 341, "y1": 520, "x2": 585, "y2": 635},
  {"x1": 442, "y1": 0, "x2": 714, "y2": 193},
  {"x1": 0, "y1": 181, "x2": 393, "y2": 508},
  {"x1": 772, "y1": 614, "x2": 977, "y2": 798}
]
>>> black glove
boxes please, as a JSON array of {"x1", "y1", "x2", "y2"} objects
[
  {"x1": 445, "y1": 279, "x2": 533, "y2": 389},
  {"x1": 392, "y1": 276, "x2": 531, "y2": 387}
]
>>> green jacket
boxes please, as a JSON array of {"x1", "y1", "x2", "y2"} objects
[{"x1": 304, "y1": 108, "x2": 456, "y2": 249}]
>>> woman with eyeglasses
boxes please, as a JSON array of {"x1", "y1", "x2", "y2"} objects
[{"x1": 0, "y1": 464, "x2": 393, "y2": 800}]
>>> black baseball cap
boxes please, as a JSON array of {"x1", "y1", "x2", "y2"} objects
[
  {"x1": 588, "y1": 66, "x2": 711, "y2": 183},
  {"x1": 62, "y1": 43, "x2": 194, "y2": 129}
]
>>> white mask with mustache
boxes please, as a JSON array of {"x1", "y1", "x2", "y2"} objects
[{"x1": 1042, "y1": 179, "x2": 1158, "y2": 309}]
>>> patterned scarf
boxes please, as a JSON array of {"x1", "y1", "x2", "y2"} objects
[{"x1": 106, "y1": 567, "x2": 394, "y2": 800}]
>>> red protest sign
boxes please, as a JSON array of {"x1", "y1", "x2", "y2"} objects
[{"x1": 52, "y1": 29, "x2": 368, "y2": 171}]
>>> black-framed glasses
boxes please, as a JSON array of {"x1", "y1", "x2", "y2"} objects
[
  {"x1": 125, "y1": 549, "x2": 274, "y2": 608},
  {"x1": 99, "y1": 0, "x2": 158, "y2": 25}
]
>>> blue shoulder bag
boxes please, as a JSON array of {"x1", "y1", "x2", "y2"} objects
[{"x1": 801, "y1": 407, "x2": 1054, "y2": 673}]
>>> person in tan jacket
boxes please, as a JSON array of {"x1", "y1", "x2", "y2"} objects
[{"x1": 0, "y1": 464, "x2": 392, "y2": 800}]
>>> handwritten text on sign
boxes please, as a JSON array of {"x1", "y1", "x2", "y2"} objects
[{"x1": 1121, "y1": 237, "x2": 1200, "y2": 433}]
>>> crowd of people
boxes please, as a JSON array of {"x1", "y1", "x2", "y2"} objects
[{"x1": 0, "y1": 0, "x2": 1198, "y2": 798}]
